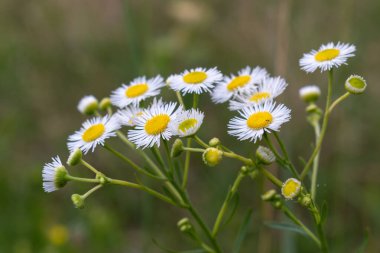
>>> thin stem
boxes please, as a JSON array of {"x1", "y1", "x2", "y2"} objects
[
  {"x1": 183, "y1": 147, "x2": 205, "y2": 153},
  {"x1": 176, "y1": 91, "x2": 185, "y2": 107},
  {"x1": 103, "y1": 144, "x2": 164, "y2": 180},
  {"x1": 301, "y1": 69, "x2": 334, "y2": 180},
  {"x1": 80, "y1": 160, "x2": 103, "y2": 175},
  {"x1": 108, "y1": 178, "x2": 179, "y2": 207},
  {"x1": 193, "y1": 135, "x2": 209, "y2": 148},
  {"x1": 66, "y1": 175, "x2": 100, "y2": 184},
  {"x1": 327, "y1": 92, "x2": 350, "y2": 115},
  {"x1": 222, "y1": 151, "x2": 253, "y2": 165},
  {"x1": 163, "y1": 139, "x2": 174, "y2": 175},
  {"x1": 258, "y1": 166, "x2": 282, "y2": 188},
  {"x1": 193, "y1": 93, "x2": 199, "y2": 108},
  {"x1": 282, "y1": 206, "x2": 321, "y2": 247},
  {"x1": 311, "y1": 122, "x2": 321, "y2": 200},
  {"x1": 182, "y1": 138, "x2": 192, "y2": 188},
  {"x1": 82, "y1": 184, "x2": 103, "y2": 199},
  {"x1": 212, "y1": 171, "x2": 245, "y2": 236},
  {"x1": 273, "y1": 132, "x2": 290, "y2": 160}
]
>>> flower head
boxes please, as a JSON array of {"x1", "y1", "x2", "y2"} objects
[
  {"x1": 281, "y1": 178, "x2": 301, "y2": 200},
  {"x1": 228, "y1": 101, "x2": 291, "y2": 143},
  {"x1": 229, "y1": 76, "x2": 287, "y2": 110},
  {"x1": 212, "y1": 66, "x2": 268, "y2": 104},
  {"x1": 202, "y1": 148, "x2": 223, "y2": 167},
  {"x1": 116, "y1": 106, "x2": 144, "y2": 127},
  {"x1": 67, "y1": 115, "x2": 121, "y2": 154},
  {"x1": 128, "y1": 100, "x2": 182, "y2": 149},
  {"x1": 42, "y1": 156, "x2": 68, "y2": 192},
  {"x1": 299, "y1": 85, "x2": 321, "y2": 103},
  {"x1": 77, "y1": 95, "x2": 98, "y2": 115},
  {"x1": 299, "y1": 42, "x2": 356, "y2": 73},
  {"x1": 169, "y1": 108, "x2": 204, "y2": 137},
  {"x1": 167, "y1": 67, "x2": 223, "y2": 95},
  {"x1": 110, "y1": 75, "x2": 165, "y2": 108},
  {"x1": 345, "y1": 75, "x2": 367, "y2": 94}
]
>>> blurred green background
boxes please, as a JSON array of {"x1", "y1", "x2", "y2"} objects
[{"x1": 1, "y1": 0, "x2": 379, "y2": 252}]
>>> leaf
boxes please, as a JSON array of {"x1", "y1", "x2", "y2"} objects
[
  {"x1": 232, "y1": 209, "x2": 253, "y2": 253},
  {"x1": 221, "y1": 194, "x2": 240, "y2": 230},
  {"x1": 152, "y1": 239, "x2": 207, "y2": 253},
  {"x1": 356, "y1": 228, "x2": 369, "y2": 253},
  {"x1": 264, "y1": 221, "x2": 307, "y2": 236},
  {"x1": 320, "y1": 201, "x2": 328, "y2": 224}
]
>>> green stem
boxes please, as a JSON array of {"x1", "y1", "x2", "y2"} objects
[
  {"x1": 182, "y1": 138, "x2": 192, "y2": 188},
  {"x1": 222, "y1": 151, "x2": 253, "y2": 165},
  {"x1": 103, "y1": 144, "x2": 164, "y2": 180},
  {"x1": 80, "y1": 160, "x2": 103, "y2": 175},
  {"x1": 176, "y1": 91, "x2": 185, "y2": 107},
  {"x1": 282, "y1": 206, "x2": 321, "y2": 247},
  {"x1": 212, "y1": 172, "x2": 245, "y2": 236},
  {"x1": 193, "y1": 93, "x2": 199, "y2": 108},
  {"x1": 82, "y1": 184, "x2": 103, "y2": 199},
  {"x1": 108, "y1": 178, "x2": 179, "y2": 207},
  {"x1": 311, "y1": 122, "x2": 321, "y2": 200},
  {"x1": 193, "y1": 135, "x2": 209, "y2": 148},
  {"x1": 327, "y1": 92, "x2": 350, "y2": 115},
  {"x1": 163, "y1": 139, "x2": 174, "y2": 175},
  {"x1": 258, "y1": 166, "x2": 282, "y2": 188},
  {"x1": 301, "y1": 69, "x2": 334, "y2": 180},
  {"x1": 66, "y1": 175, "x2": 100, "y2": 184}
]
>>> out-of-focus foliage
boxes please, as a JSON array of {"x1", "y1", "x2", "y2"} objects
[{"x1": 1, "y1": 0, "x2": 379, "y2": 252}]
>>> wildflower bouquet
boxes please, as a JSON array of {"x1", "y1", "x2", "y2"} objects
[{"x1": 43, "y1": 42, "x2": 367, "y2": 252}]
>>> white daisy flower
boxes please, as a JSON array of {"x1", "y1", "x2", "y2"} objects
[
  {"x1": 169, "y1": 108, "x2": 204, "y2": 137},
  {"x1": 128, "y1": 101, "x2": 182, "y2": 149},
  {"x1": 211, "y1": 66, "x2": 268, "y2": 104},
  {"x1": 228, "y1": 101, "x2": 291, "y2": 143},
  {"x1": 229, "y1": 76, "x2": 288, "y2": 111},
  {"x1": 77, "y1": 95, "x2": 98, "y2": 115},
  {"x1": 67, "y1": 115, "x2": 121, "y2": 154},
  {"x1": 116, "y1": 106, "x2": 144, "y2": 127},
  {"x1": 167, "y1": 67, "x2": 223, "y2": 95},
  {"x1": 299, "y1": 42, "x2": 356, "y2": 73},
  {"x1": 110, "y1": 75, "x2": 165, "y2": 108},
  {"x1": 42, "y1": 156, "x2": 68, "y2": 193}
]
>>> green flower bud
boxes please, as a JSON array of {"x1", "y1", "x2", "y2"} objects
[
  {"x1": 208, "y1": 137, "x2": 220, "y2": 147},
  {"x1": 77, "y1": 95, "x2": 98, "y2": 115},
  {"x1": 299, "y1": 85, "x2": 321, "y2": 103},
  {"x1": 99, "y1": 97, "x2": 112, "y2": 111},
  {"x1": 202, "y1": 148, "x2": 223, "y2": 167},
  {"x1": 171, "y1": 139, "x2": 184, "y2": 158},
  {"x1": 54, "y1": 166, "x2": 69, "y2": 189},
  {"x1": 299, "y1": 194, "x2": 312, "y2": 207},
  {"x1": 71, "y1": 194, "x2": 85, "y2": 209},
  {"x1": 345, "y1": 75, "x2": 367, "y2": 94},
  {"x1": 273, "y1": 200, "x2": 283, "y2": 209},
  {"x1": 67, "y1": 148, "x2": 82, "y2": 166},
  {"x1": 261, "y1": 189, "x2": 277, "y2": 201},
  {"x1": 177, "y1": 218, "x2": 192, "y2": 232},
  {"x1": 256, "y1": 146, "x2": 276, "y2": 165}
]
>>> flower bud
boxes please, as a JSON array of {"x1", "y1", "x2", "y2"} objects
[
  {"x1": 261, "y1": 189, "x2": 277, "y2": 201},
  {"x1": 299, "y1": 194, "x2": 312, "y2": 207},
  {"x1": 299, "y1": 85, "x2": 321, "y2": 103},
  {"x1": 256, "y1": 146, "x2": 276, "y2": 165},
  {"x1": 208, "y1": 137, "x2": 220, "y2": 147},
  {"x1": 67, "y1": 148, "x2": 82, "y2": 166},
  {"x1": 77, "y1": 95, "x2": 98, "y2": 115},
  {"x1": 177, "y1": 218, "x2": 192, "y2": 232},
  {"x1": 345, "y1": 75, "x2": 367, "y2": 94},
  {"x1": 273, "y1": 200, "x2": 283, "y2": 209},
  {"x1": 171, "y1": 139, "x2": 184, "y2": 158},
  {"x1": 202, "y1": 148, "x2": 223, "y2": 167},
  {"x1": 281, "y1": 178, "x2": 302, "y2": 200},
  {"x1": 99, "y1": 97, "x2": 112, "y2": 111},
  {"x1": 71, "y1": 194, "x2": 85, "y2": 209}
]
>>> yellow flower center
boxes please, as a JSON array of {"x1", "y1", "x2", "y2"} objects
[
  {"x1": 247, "y1": 111, "x2": 273, "y2": 129},
  {"x1": 82, "y1": 124, "x2": 105, "y2": 142},
  {"x1": 145, "y1": 114, "x2": 170, "y2": 135},
  {"x1": 282, "y1": 179, "x2": 301, "y2": 198},
  {"x1": 249, "y1": 92, "x2": 270, "y2": 102},
  {"x1": 48, "y1": 225, "x2": 69, "y2": 246},
  {"x1": 314, "y1": 49, "x2": 340, "y2": 62},
  {"x1": 125, "y1": 83, "x2": 149, "y2": 98},
  {"x1": 227, "y1": 75, "x2": 251, "y2": 91},
  {"x1": 178, "y1": 118, "x2": 198, "y2": 133},
  {"x1": 183, "y1": 71, "x2": 207, "y2": 84}
]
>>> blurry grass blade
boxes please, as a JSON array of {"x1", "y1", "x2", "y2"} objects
[
  {"x1": 232, "y1": 208, "x2": 253, "y2": 253},
  {"x1": 264, "y1": 221, "x2": 307, "y2": 236},
  {"x1": 221, "y1": 194, "x2": 240, "y2": 230},
  {"x1": 152, "y1": 239, "x2": 207, "y2": 253},
  {"x1": 356, "y1": 228, "x2": 369, "y2": 253}
]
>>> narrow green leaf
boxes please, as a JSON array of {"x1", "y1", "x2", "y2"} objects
[
  {"x1": 356, "y1": 228, "x2": 369, "y2": 253},
  {"x1": 221, "y1": 194, "x2": 240, "y2": 230},
  {"x1": 264, "y1": 221, "x2": 307, "y2": 236},
  {"x1": 232, "y1": 209, "x2": 253, "y2": 253},
  {"x1": 320, "y1": 201, "x2": 328, "y2": 224}
]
